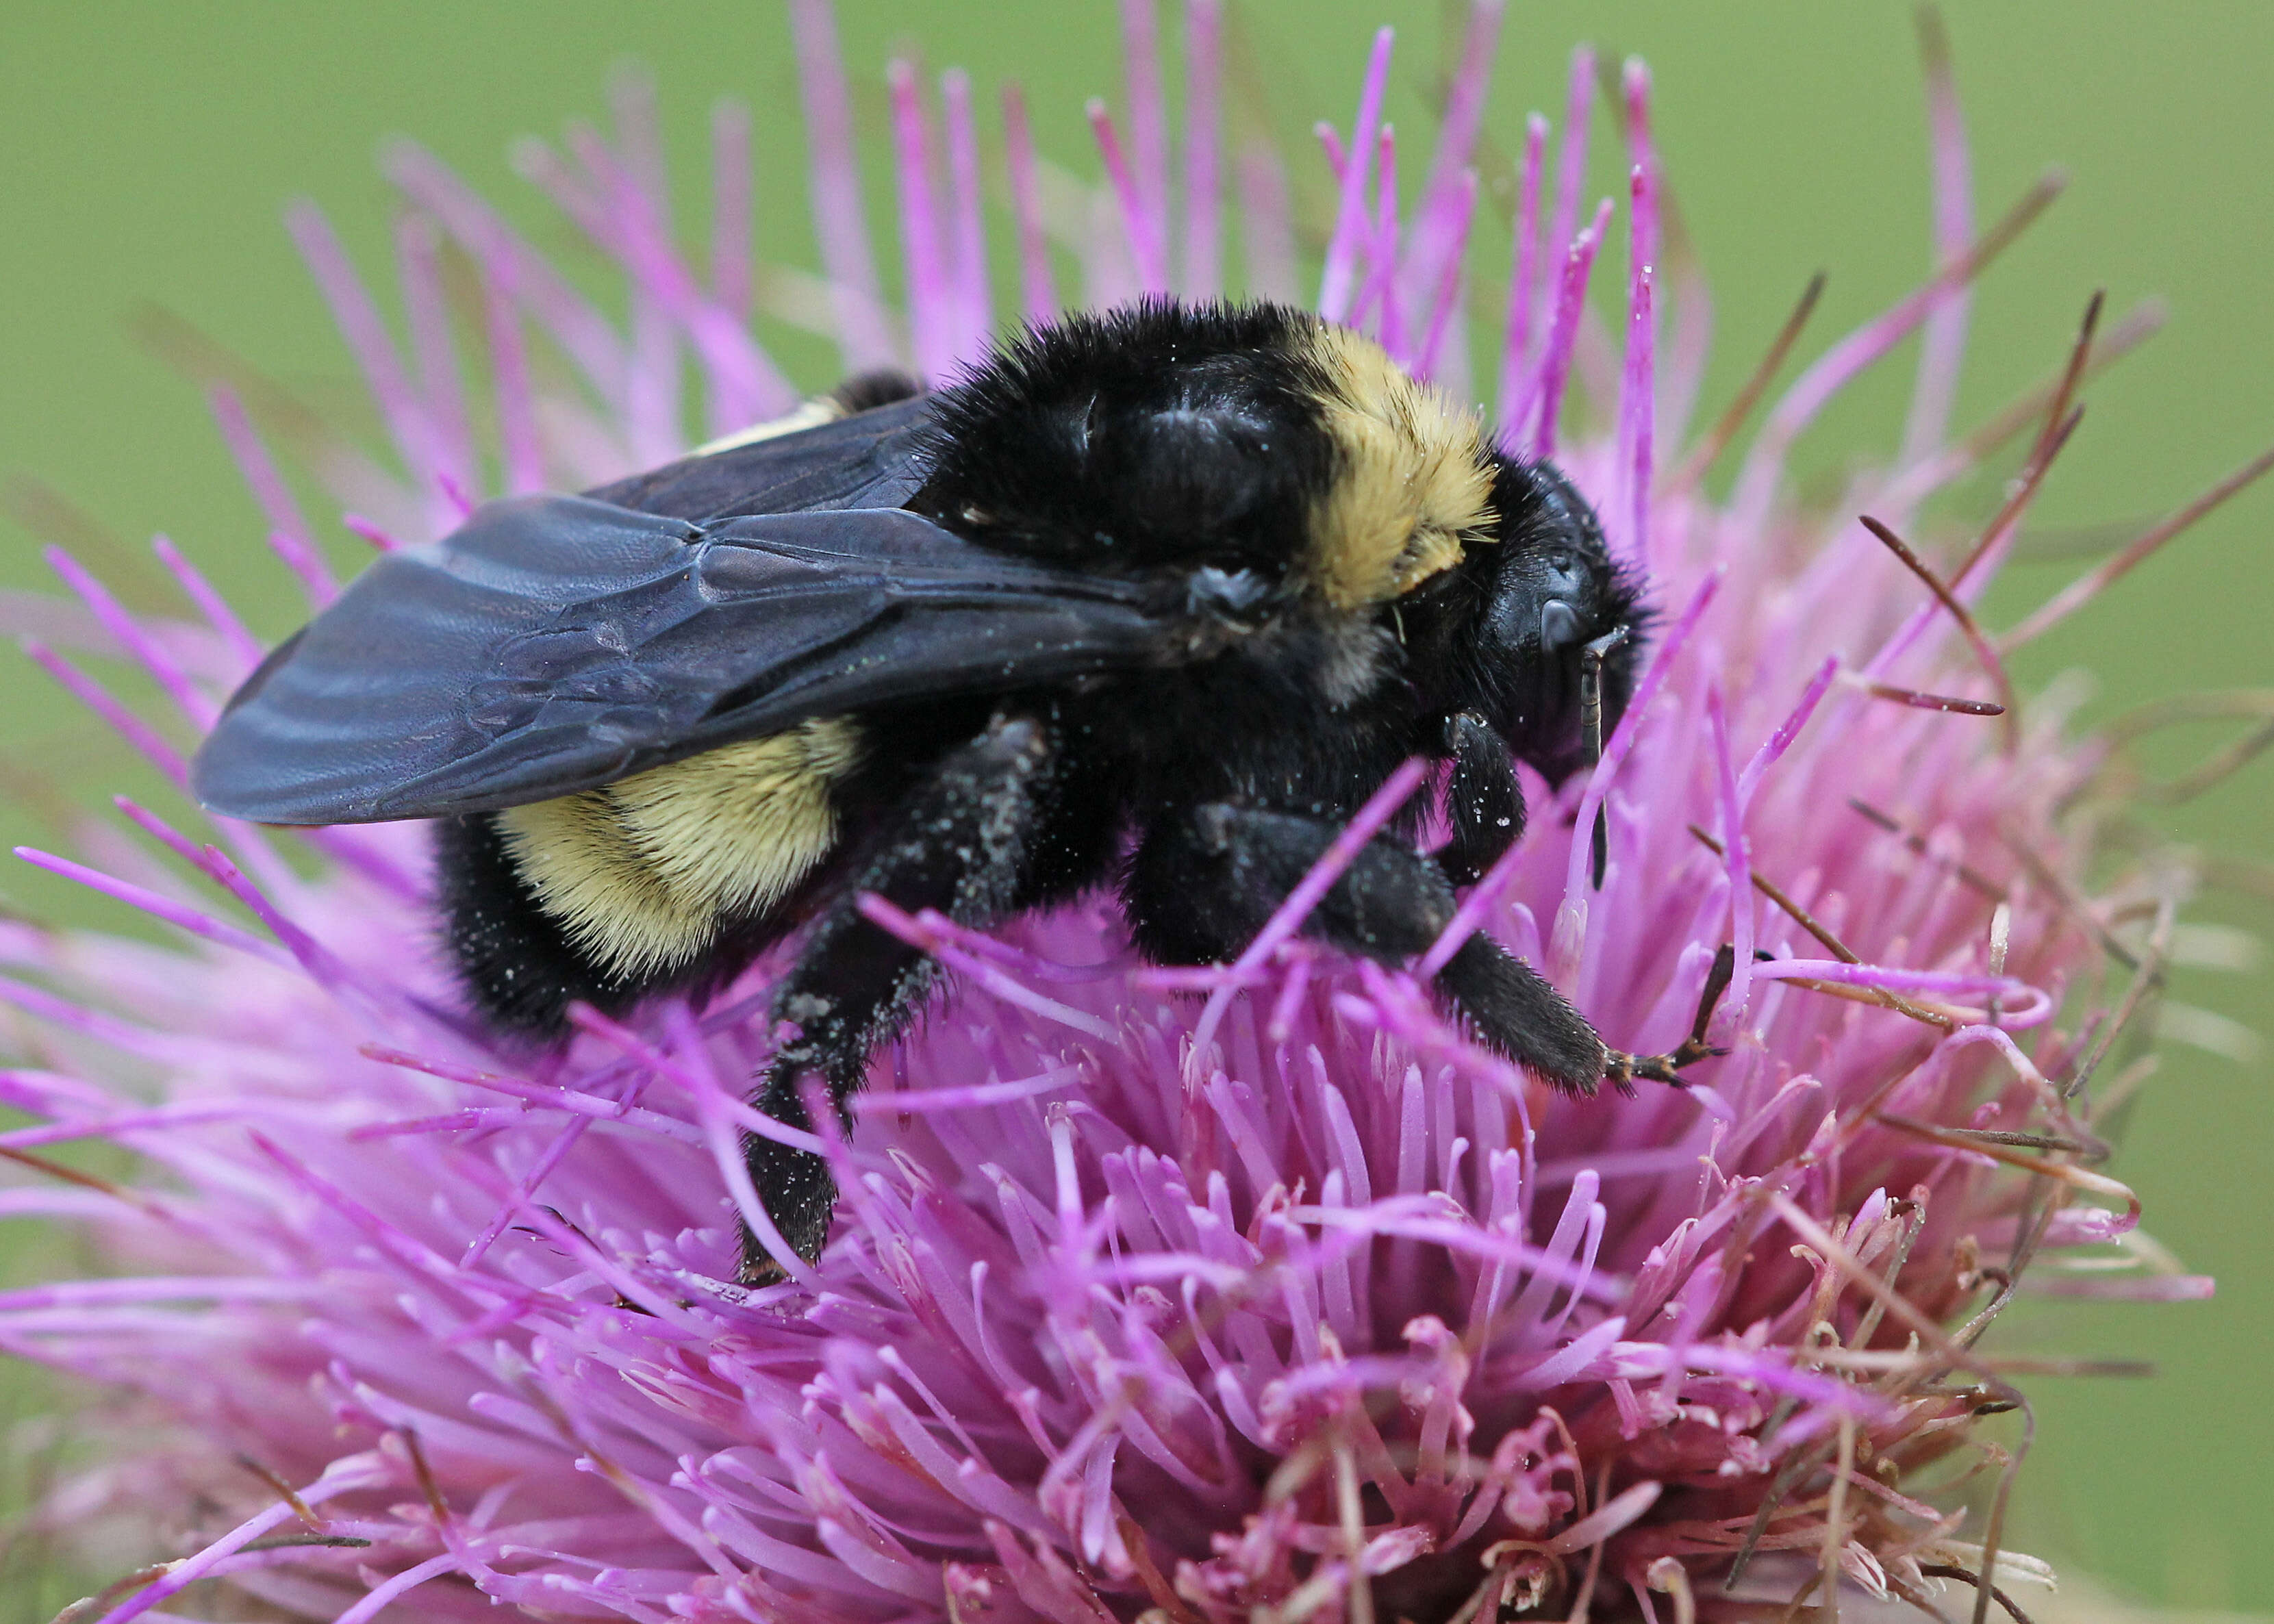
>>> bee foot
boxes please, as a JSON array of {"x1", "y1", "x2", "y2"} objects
[{"x1": 1604, "y1": 1039, "x2": 1728, "y2": 1090}]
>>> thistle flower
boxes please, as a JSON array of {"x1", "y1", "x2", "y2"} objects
[{"x1": 1, "y1": 5, "x2": 2256, "y2": 1622}]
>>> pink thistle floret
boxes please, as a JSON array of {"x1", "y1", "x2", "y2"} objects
[{"x1": 0, "y1": 7, "x2": 2245, "y2": 1623}]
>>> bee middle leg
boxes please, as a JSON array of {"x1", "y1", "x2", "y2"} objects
[
  {"x1": 1124, "y1": 802, "x2": 1610, "y2": 1093},
  {"x1": 740, "y1": 711, "x2": 1055, "y2": 1282}
]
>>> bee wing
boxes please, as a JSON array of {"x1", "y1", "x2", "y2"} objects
[
  {"x1": 585, "y1": 393, "x2": 931, "y2": 520},
  {"x1": 191, "y1": 492, "x2": 1171, "y2": 824}
]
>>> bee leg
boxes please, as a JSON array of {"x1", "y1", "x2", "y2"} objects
[
  {"x1": 1126, "y1": 802, "x2": 1607, "y2": 1094},
  {"x1": 740, "y1": 713, "x2": 1055, "y2": 1283},
  {"x1": 1602, "y1": 941, "x2": 1737, "y2": 1089},
  {"x1": 1437, "y1": 711, "x2": 1525, "y2": 886}
]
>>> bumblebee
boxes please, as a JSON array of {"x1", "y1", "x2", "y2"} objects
[{"x1": 193, "y1": 300, "x2": 1689, "y2": 1281}]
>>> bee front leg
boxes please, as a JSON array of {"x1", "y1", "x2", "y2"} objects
[
  {"x1": 1124, "y1": 802, "x2": 1609, "y2": 1094},
  {"x1": 741, "y1": 712, "x2": 1055, "y2": 1283},
  {"x1": 1438, "y1": 711, "x2": 1525, "y2": 886}
]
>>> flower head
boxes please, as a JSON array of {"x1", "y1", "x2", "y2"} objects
[{"x1": 1, "y1": 5, "x2": 2247, "y2": 1622}]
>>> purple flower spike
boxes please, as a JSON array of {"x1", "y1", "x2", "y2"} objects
[
  {"x1": 1530, "y1": 196, "x2": 1613, "y2": 461},
  {"x1": 2, "y1": 10, "x2": 2239, "y2": 1623},
  {"x1": 1000, "y1": 84, "x2": 1059, "y2": 324},
  {"x1": 1545, "y1": 46, "x2": 1598, "y2": 319},
  {"x1": 1119, "y1": 0, "x2": 1172, "y2": 254},
  {"x1": 1179, "y1": 0, "x2": 1223, "y2": 300},
  {"x1": 787, "y1": 0, "x2": 898, "y2": 374},
  {"x1": 1237, "y1": 141, "x2": 1300, "y2": 303},
  {"x1": 1495, "y1": 110, "x2": 1550, "y2": 438},
  {"x1": 1901, "y1": 10, "x2": 1977, "y2": 470},
  {"x1": 1318, "y1": 27, "x2": 1395, "y2": 322},
  {"x1": 1089, "y1": 97, "x2": 1170, "y2": 298}
]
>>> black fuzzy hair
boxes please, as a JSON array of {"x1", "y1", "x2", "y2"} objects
[{"x1": 909, "y1": 299, "x2": 1341, "y2": 579}]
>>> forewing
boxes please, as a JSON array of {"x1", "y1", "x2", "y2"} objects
[
  {"x1": 192, "y1": 492, "x2": 1170, "y2": 824},
  {"x1": 584, "y1": 394, "x2": 932, "y2": 520}
]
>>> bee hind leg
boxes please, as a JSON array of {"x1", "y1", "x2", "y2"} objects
[{"x1": 740, "y1": 712, "x2": 1057, "y2": 1284}]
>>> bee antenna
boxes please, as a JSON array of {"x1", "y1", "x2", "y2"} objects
[{"x1": 1580, "y1": 624, "x2": 1631, "y2": 888}]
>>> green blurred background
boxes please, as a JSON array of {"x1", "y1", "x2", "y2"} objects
[{"x1": 0, "y1": 1, "x2": 2267, "y2": 1614}]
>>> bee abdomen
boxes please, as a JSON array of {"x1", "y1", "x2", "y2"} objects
[{"x1": 438, "y1": 718, "x2": 865, "y2": 1035}]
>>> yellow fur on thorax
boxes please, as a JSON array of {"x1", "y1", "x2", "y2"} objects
[
  {"x1": 1301, "y1": 325, "x2": 1496, "y2": 608},
  {"x1": 495, "y1": 718, "x2": 865, "y2": 980}
]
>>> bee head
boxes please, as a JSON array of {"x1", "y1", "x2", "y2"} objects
[{"x1": 1463, "y1": 460, "x2": 1645, "y2": 784}]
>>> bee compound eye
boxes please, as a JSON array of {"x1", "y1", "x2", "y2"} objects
[{"x1": 1541, "y1": 551, "x2": 1589, "y2": 599}]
